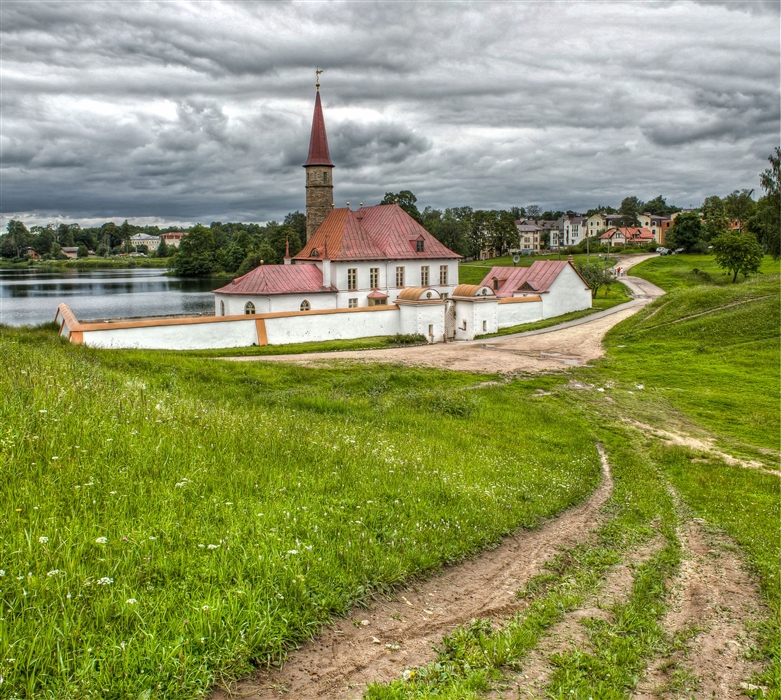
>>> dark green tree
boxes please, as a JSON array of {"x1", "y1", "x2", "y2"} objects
[
  {"x1": 747, "y1": 147, "x2": 780, "y2": 258},
  {"x1": 283, "y1": 211, "x2": 307, "y2": 242},
  {"x1": 712, "y1": 231, "x2": 764, "y2": 282},
  {"x1": 155, "y1": 238, "x2": 169, "y2": 258},
  {"x1": 723, "y1": 189, "x2": 755, "y2": 231},
  {"x1": 701, "y1": 195, "x2": 729, "y2": 241},
  {"x1": 172, "y1": 225, "x2": 217, "y2": 276},
  {"x1": 619, "y1": 196, "x2": 644, "y2": 226},
  {"x1": 6, "y1": 220, "x2": 30, "y2": 257},
  {"x1": 643, "y1": 195, "x2": 680, "y2": 216},
  {"x1": 575, "y1": 260, "x2": 613, "y2": 298},
  {"x1": 380, "y1": 190, "x2": 422, "y2": 224},
  {"x1": 77, "y1": 245, "x2": 89, "y2": 259},
  {"x1": 666, "y1": 212, "x2": 702, "y2": 252},
  {"x1": 525, "y1": 204, "x2": 541, "y2": 218}
]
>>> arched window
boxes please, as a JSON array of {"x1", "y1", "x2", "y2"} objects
[
  {"x1": 220, "y1": 300, "x2": 225, "y2": 316},
  {"x1": 244, "y1": 301, "x2": 255, "y2": 315},
  {"x1": 300, "y1": 300, "x2": 311, "y2": 311}
]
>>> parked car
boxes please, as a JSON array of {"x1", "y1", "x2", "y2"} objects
[
  {"x1": 673, "y1": 248, "x2": 684, "y2": 254},
  {"x1": 655, "y1": 247, "x2": 668, "y2": 254}
]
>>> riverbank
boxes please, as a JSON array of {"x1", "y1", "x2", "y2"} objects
[{"x1": 0, "y1": 257, "x2": 171, "y2": 270}]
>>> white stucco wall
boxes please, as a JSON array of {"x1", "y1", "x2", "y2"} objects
[
  {"x1": 540, "y1": 267, "x2": 592, "y2": 318},
  {"x1": 453, "y1": 300, "x2": 499, "y2": 340},
  {"x1": 264, "y1": 308, "x2": 400, "y2": 345},
  {"x1": 81, "y1": 319, "x2": 259, "y2": 350},
  {"x1": 215, "y1": 292, "x2": 337, "y2": 316},
  {"x1": 496, "y1": 299, "x2": 543, "y2": 329},
  {"x1": 398, "y1": 303, "x2": 445, "y2": 342}
]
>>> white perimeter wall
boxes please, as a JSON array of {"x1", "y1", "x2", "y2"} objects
[
  {"x1": 216, "y1": 292, "x2": 337, "y2": 316},
  {"x1": 454, "y1": 300, "x2": 499, "y2": 339},
  {"x1": 78, "y1": 319, "x2": 259, "y2": 350},
  {"x1": 264, "y1": 308, "x2": 400, "y2": 345},
  {"x1": 496, "y1": 300, "x2": 543, "y2": 329},
  {"x1": 539, "y1": 267, "x2": 592, "y2": 318},
  {"x1": 398, "y1": 303, "x2": 445, "y2": 342}
]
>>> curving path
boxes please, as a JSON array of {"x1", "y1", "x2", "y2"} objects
[
  {"x1": 226, "y1": 255, "x2": 664, "y2": 374},
  {"x1": 212, "y1": 446, "x2": 613, "y2": 700}
]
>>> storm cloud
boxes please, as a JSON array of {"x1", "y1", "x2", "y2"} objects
[{"x1": 1, "y1": 0, "x2": 778, "y2": 227}]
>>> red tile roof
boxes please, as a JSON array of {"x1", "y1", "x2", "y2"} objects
[
  {"x1": 479, "y1": 261, "x2": 586, "y2": 298},
  {"x1": 212, "y1": 263, "x2": 335, "y2": 296},
  {"x1": 600, "y1": 227, "x2": 655, "y2": 241},
  {"x1": 293, "y1": 204, "x2": 461, "y2": 262},
  {"x1": 303, "y1": 91, "x2": 333, "y2": 167}
]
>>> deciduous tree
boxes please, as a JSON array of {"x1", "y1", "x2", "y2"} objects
[
  {"x1": 712, "y1": 231, "x2": 763, "y2": 282},
  {"x1": 665, "y1": 212, "x2": 702, "y2": 252}
]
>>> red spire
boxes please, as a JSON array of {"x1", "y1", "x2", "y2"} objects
[{"x1": 303, "y1": 91, "x2": 334, "y2": 167}]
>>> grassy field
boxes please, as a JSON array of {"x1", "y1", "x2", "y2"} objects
[
  {"x1": 0, "y1": 257, "x2": 170, "y2": 270},
  {"x1": 0, "y1": 329, "x2": 601, "y2": 698},
  {"x1": 630, "y1": 253, "x2": 780, "y2": 291},
  {"x1": 1, "y1": 256, "x2": 779, "y2": 698}
]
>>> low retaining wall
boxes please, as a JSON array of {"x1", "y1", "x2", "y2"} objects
[{"x1": 55, "y1": 303, "x2": 404, "y2": 350}]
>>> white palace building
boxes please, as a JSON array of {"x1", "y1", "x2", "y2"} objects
[{"x1": 56, "y1": 84, "x2": 591, "y2": 350}]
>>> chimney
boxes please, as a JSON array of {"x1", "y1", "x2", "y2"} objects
[{"x1": 283, "y1": 238, "x2": 291, "y2": 265}]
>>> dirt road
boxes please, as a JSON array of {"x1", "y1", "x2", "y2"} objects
[
  {"x1": 212, "y1": 447, "x2": 614, "y2": 700},
  {"x1": 227, "y1": 255, "x2": 663, "y2": 374}
]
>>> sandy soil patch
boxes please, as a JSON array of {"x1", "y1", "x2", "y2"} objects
[{"x1": 211, "y1": 447, "x2": 613, "y2": 700}]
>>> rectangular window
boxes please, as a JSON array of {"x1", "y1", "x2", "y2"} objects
[
  {"x1": 416, "y1": 240, "x2": 425, "y2": 252},
  {"x1": 420, "y1": 266, "x2": 429, "y2": 286},
  {"x1": 439, "y1": 265, "x2": 448, "y2": 285},
  {"x1": 440, "y1": 292, "x2": 449, "y2": 300},
  {"x1": 348, "y1": 298, "x2": 357, "y2": 308},
  {"x1": 347, "y1": 268, "x2": 357, "y2": 291},
  {"x1": 370, "y1": 267, "x2": 379, "y2": 289},
  {"x1": 483, "y1": 320, "x2": 487, "y2": 331},
  {"x1": 395, "y1": 266, "x2": 405, "y2": 287}
]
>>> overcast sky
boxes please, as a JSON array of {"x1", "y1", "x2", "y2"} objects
[{"x1": 1, "y1": 0, "x2": 778, "y2": 229}]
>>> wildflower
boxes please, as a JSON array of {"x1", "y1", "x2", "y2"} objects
[
  {"x1": 47, "y1": 570, "x2": 61, "y2": 577},
  {"x1": 0, "y1": 570, "x2": 4, "y2": 576},
  {"x1": 38, "y1": 536, "x2": 49, "y2": 544},
  {"x1": 201, "y1": 605, "x2": 211, "y2": 611},
  {"x1": 95, "y1": 537, "x2": 107, "y2": 544},
  {"x1": 126, "y1": 598, "x2": 137, "y2": 605},
  {"x1": 51, "y1": 456, "x2": 58, "y2": 461},
  {"x1": 97, "y1": 577, "x2": 114, "y2": 585},
  {"x1": 149, "y1": 536, "x2": 156, "y2": 540},
  {"x1": 106, "y1": 438, "x2": 113, "y2": 442},
  {"x1": 287, "y1": 549, "x2": 299, "y2": 555},
  {"x1": 636, "y1": 384, "x2": 645, "y2": 390},
  {"x1": 38, "y1": 409, "x2": 47, "y2": 414},
  {"x1": 207, "y1": 544, "x2": 219, "y2": 550}
]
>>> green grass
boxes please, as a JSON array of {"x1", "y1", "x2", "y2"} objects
[
  {"x1": 0, "y1": 257, "x2": 170, "y2": 270},
  {"x1": 630, "y1": 253, "x2": 780, "y2": 291},
  {"x1": 0, "y1": 327, "x2": 601, "y2": 698},
  {"x1": 179, "y1": 334, "x2": 427, "y2": 358},
  {"x1": 474, "y1": 283, "x2": 632, "y2": 339}
]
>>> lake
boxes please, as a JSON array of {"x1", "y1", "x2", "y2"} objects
[{"x1": 0, "y1": 268, "x2": 217, "y2": 327}]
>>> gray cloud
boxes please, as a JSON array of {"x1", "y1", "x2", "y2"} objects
[{"x1": 1, "y1": 0, "x2": 778, "y2": 228}]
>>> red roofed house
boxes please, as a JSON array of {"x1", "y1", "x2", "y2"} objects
[
  {"x1": 599, "y1": 227, "x2": 655, "y2": 248},
  {"x1": 480, "y1": 260, "x2": 591, "y2": 321},
  {"x1": 213, "y1": 85, "x2": 460, "y2": 317}
]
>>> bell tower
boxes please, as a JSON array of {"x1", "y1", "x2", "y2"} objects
[{"x1": 303, "y1": 71, "x2": 334, "y2": 242}]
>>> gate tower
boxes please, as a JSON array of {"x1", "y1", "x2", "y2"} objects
[{"x1": 303, "y1": 74, "x2": 334, "y2": 242}]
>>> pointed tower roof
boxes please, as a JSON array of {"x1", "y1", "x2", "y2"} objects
[{"x1": 303, "y1": 91, "x2": 334, "y2": 167}]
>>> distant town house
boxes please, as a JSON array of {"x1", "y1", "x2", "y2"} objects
[
  {"x1": 599, "y1": 227, "x2": 655, "y2": 248},
  {"x1": 587, "y1": 212, "x2": 623, "y2": 237},
  {"x1": 130, "y1": 233, "x2": 161, "y2": 251},
  {"x1": 637, "y1": 213, "x2": 672, "y2": 244},
  {"x1": 513, "y1": 220, "x2": 543, "y2": 253},
  {"x1": 160, "y1": 231, "x2": 188, "y2": 248}
]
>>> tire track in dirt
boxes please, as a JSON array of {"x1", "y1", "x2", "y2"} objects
[
  {"x1": 632, "y1": 518, "x2": 768, "y2": 699},
  {"x1": 211, "y1": 446, "x2": 613, "y2": 700},
  {"x1": 490, "y1": 537, "x2": 665, "y2": 699}
]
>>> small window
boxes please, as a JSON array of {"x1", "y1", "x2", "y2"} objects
[
  {"x1": 441, "y1": 292, "x2": 449, "y2": 300},
  {"x1": 483, "y1": 320, "x2": 487, "y2": 331},
  {"x1": 428, "y1": 324, "x2": 433, "y2": 337},
  {"x1": 416, "y1": 240, "x2": 425, "y2": 252},
  {"x1": 395, "y1": 266, "x2": 405, "y2": 287},
  {"x1": 347, "y1": 268, "x2": 357, "y2": 291},
  {"x1": 220, "y1": 300, "x2": 225, "y2": 316},
  {"x1": 462, "y1": 320, "x2": 467, "y2": 331},
  {"x1": 310, "y1": 248, "x2": 319, "y2": 258},
  {"x1": 348, "y1": 298, "x2": 358, "y2": 308},
  {"x1": 439, "y1": 265, "x2": 448, "y2": 285},
  {"x1": 370, "y1": 267, "x2": 379, "y2": 289},
  {"x1": 244, "y1": 301, "x2": 255, "y2": 315},
  {"x1": 492, "y1": 278, "x2": 499, "y2": 290},
  {"x1": 420, "y1": 266, "x2": 429, "y2": 286},
  {"x1": 300, "y1": 300, "x2": 310, "y2": 311}
]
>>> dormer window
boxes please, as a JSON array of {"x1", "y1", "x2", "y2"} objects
[
  {"x1": 416, "y1": 240, "x2": 424, "y2": 253},
  {"x1": 492, "y1": 277, "x2": 499, "y2": 291},
  {"x1": 310, "y1": 248, "x2": 320, "y2": 258}
]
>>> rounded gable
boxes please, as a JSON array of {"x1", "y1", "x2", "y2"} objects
[
  {"x1": 397, "y1": 287, "x2": 442, "y2": 301},
  {"x1": 453, "y1": 284, "x2": 495, "y2": 298}
]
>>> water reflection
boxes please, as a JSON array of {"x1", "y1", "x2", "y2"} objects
[{"x1": 0, "y1": 268, "x2": 217, "y2": 326}]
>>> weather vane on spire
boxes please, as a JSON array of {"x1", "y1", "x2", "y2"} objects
[{"x1": 315, "y1": 67, "x2": 323, "y2": 91}]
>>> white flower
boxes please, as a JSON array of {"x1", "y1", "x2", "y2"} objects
[
  {"x1": 636, "y1": 384, "x2": 645, "y2": 390},
  {"x1": 148, "y1": 536, "x2": 157, "y2": 540},
  {"x1": 0, "y1": 570, "x2": 5, "y2": 577},
  {"x1": 207, "y1": 544, "x2": 219, "y2": 550},
  {"x1": 402, "y1": 670, "x2": 412, "y2": 681},
  {"x1": 286, "y1": 549, "x2": 299, "y2": 555},
  {"x1": 97, "y1": 577, "x2": 114, "y2": 585},
  {"x1": 47, "y1": 570, "x2": 61, "y2": 577},
  {"x1": 201, "y1": 605, "x2": 211, "y2": 611},
  {"x1": 95, "y1": 537, "x2": 107, "y2": 544},
  {"x1": 38, "y1": 409, "x2": 47, "y2": 414},
  {"x1": 126, "y1": 598, "x2": 138, "y2": 605},
  {"x1": 38, "y1": 536, "x2": 49, "y2": 544},
  {"x1": 51, "y1": 456, "x2": 58, "y2": 461}
]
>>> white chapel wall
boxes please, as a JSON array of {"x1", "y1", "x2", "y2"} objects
[{"x1": 540, "y1": 267, "x2": 591, "y2": 318}]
